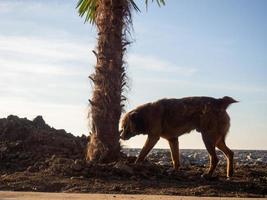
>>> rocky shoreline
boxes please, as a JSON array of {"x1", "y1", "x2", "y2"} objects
[{"x1": 123, "y1": 148, "x2": 267, "y2": 167}]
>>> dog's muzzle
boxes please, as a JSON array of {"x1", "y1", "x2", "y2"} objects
[{"x1": 120, "y1": 130, "x2": 130, "y2": 140}]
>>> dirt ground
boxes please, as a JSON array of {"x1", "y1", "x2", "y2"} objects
[{"x1": 0, "y1": 115, "x2": 266, "y2": 197}]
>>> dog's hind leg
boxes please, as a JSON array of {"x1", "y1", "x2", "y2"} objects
[
  {"x1": 201, "y1": 134, "x2": 218, "y2": 178},
  {"x1": 216, "y1": 139, "x2": 234, "y2": 178},
  {"x1": 168, "y1": 137, "x2": 180, "y2": 170},
  {"x1": 135, "y1": 136, "x2": 160, "y2": 163}
]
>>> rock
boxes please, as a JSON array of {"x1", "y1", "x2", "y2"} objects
[
  {"x1": 50, "y1": 154, "x2": 57, "y2": 161},
  {"x1": 111, "y1": 185, "x2": 121, "y2": 192},
  {"x1": 114, "y1": 162, "x2": 134, "y2": 175},
  {"x1": 18, "y1": 153, "x2": 29, "y2": 159},
  {"x1": 156, "y1": 160, "x2": 168, "y2": 166},
  {"x1": 72, "y1": 159, "x2": 84, "y2": 171},
  {"x1": 166, "y1": 167, "x2": 176, "y2": 174},
  {"x1": 32, "y1": 116, "x2": 49, "y2": 129},
  {"x1": 70, "y1": 176, "x2": 84, "y2": 180},
  {"x1": 247, "y1": 153, "x2": 252, "y2": 160},
  {"x1": 27, "y1": 165, "x2": 39, "y2": 173},
  {"x1": 256, "y1": 158, "x2": 263, "y2": 163},
  {"x1": 0, "y1": 145, "x2": 8, "y2": 153},
  {"x1": 180, "y1": 154, "x2": 191, "y2": 167}
]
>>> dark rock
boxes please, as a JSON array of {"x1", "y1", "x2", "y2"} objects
[
  {"x1": 114, "y1": 162, "x2": 134, "y2": 175},
  {"x1": 112, "y1": 185, "x2": 121, "y2": 192},
  {"x1": 72, "y1": 159, "x2": 84, "y2": 171},
  {"x1": 27, "y1": 166, "x2": 38, "y2": 173},
  {"x1": 32, "y1": 116, "x2": 50, "y2": 129}
]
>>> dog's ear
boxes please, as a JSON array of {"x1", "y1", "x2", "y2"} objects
[
  {"x1": 129, "y1": 111, "x2": 137, "y2": 119},
  {"x1": 129, "y1": 111, "x2": 145, "y2": 132},
  {"x1": 129, "y1": 112, "x2": 139, "y2": 126}
]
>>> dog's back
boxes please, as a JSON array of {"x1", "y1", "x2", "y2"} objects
[{"x1": 155, "y1": 96, "x2": 237, "y2": 113}]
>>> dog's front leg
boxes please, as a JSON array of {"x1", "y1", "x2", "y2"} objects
[
  {"x1": 135, "y1": 136, "x2": 160, "y2": 163},
  {"x1": 168, "y1": 137, "x2": 180, "y2": 170}
]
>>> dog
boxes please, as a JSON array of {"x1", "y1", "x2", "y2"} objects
[{"x1": 120, "y1": 96, "x2": 238, "y2": 178}]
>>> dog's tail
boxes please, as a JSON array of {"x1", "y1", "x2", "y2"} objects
[{"x1": 218, "y1": 96, "x2": 238, "y2": 110}]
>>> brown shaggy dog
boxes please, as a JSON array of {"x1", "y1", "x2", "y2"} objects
[{"x1": 120, "y1": 96, "x2": 238, "y2": 178}]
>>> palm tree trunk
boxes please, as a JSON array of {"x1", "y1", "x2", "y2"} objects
[{"x1": 87, "y1": 0, "x2": 127, "y2": 162}]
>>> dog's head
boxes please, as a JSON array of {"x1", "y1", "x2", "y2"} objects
[{"x1": 120, "y1": 111, "x2": 145, "y2": 140}]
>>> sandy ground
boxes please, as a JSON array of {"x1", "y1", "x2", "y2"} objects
[{"x1": 0, "y1": 191, "x2": 266, "y2": 200}]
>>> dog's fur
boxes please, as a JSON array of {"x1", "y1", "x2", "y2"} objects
[{"x1": 120, "y1": 96, "x2": 238, "y2": 178}]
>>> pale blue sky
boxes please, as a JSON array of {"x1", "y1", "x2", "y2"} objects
[{"x1": 0, "y1": 0, "x2": 266, "y2": 149}]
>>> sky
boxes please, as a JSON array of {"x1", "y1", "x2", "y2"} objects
[{"x1": 0, "y1": 0, "x2": 266, "y2": 150}]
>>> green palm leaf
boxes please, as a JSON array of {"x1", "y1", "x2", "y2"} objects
[
  {"x1": 77, "y1": 0, "x2": 165, "y2": 24},
  {"x1": 76, "y1": 0, "x2": 97, "y2": 24}
]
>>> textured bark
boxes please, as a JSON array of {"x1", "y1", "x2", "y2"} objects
[{"x1": 87, "y1": 0, "x2": 128, "y2": 162}]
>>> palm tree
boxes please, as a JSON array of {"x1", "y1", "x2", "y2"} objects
[{"x1": 77, "y1": 0, "x2": 165, "y2": 162}]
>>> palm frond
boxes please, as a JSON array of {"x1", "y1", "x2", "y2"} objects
[
  {"x1": 145, "y1": 0, "x2": 166, "y2": 10},
  {"x1": 128, "y1": 0, "x2": 141, "y2": 12},
  {"x1": 76, "y1": 0, "x2": 97, "y2": 24}
]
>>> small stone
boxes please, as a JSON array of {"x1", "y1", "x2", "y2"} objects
[
  {"x1": 70, "y1": 176, "x2": 84, "y2": 180},
  {"x1": 18, "y1": 153, "x2": 29, "y2": 159},
  {"x1": 112, "y1": 185, "x2": 121, "y2": 192},
  {"x1": 72, "y1": 159, "x2": 83, "y2": 171},
  {"x1": 27, "y1": 166, "x2": 38, "y2": 173},
  {"x1": 1, "y1": 174, "x2": 8, "y2": 178},
  {"x1": 0, "y1": 146, "x2": 8, "y2": 152},
  {"x1": 114, "y1": 162, "x2": 134, "y2": 175},
  {"x1": 180, "y1": 154, "x2": 191, "y2": 167},
  {"x1": 51, "y1": 154, "x2": 56, "y2": 160}
]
